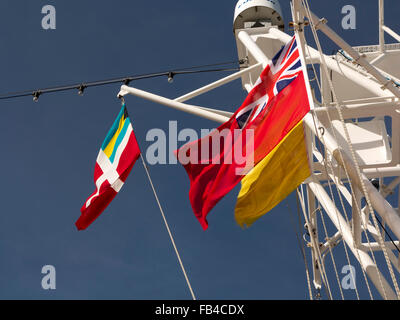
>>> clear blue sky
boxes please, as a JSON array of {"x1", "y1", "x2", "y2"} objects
[{"x1": 0, "y1": 0, "x2": 398, "y2": 299}]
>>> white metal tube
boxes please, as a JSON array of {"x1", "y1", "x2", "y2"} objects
[
  {"x1": 365, "y1": 224, "x2": 400, "y2": 274},
  {"x1": 303, "y1": 113, "x2": 339, "y2": 152},
  {"x1": 195, "y1": 106, "x2": 233, "y2": 118},
  {"x1": 308, "y1": 178, "x2": 397, "y2": 299},
  {"x1": 268, "y1": 28, "x2": 391, "y2": 98},
  {"x1": 352, "y1": 188, "x2": 362, "y2": 247},
  {"x1": 120, "y1": 85, "x2": 229, "y2": 123},
  {"x1": 386, "y1": 176, "x2": 400, "y2": 193},
  {"x1": 363, "y1": 167, "x2": 400, "y2": 178},
  {"x1": 370, "y1": 53, "x2": 385, "y2": 66},
  {"x1": 314, "y1": 101, "x2": 400, "y2": 119},
  {"x1": 237, "y1": 31, "x2": 269, "y2": 67},
  {"x1": 307, "y1": 10, "x2": 400, "y2": 99},
  {"x1": 313, "y1": 166, "x2": 400, "y2": 181},
  {"x1": 320, "y1": 231, "x2": 342, "y2": 255},
  {"x1": 297, "y1": 187, "x2": 322, "y2": 291},
  {"x1": 379, "y1": 0, "x2": 385, "y2": 52},
  {"x1": 382, "y1": 25, "x2": 400, "y2": 43},
  {"x1": 175, "y1": 63, "x2": 262, "y2": 103},
  {"x1": 332, "y1": 148, "x2": 400, "y2": 241},
  {"x1": 360, "y1": 241, "x2": 400, "y2": 252},
  {"x1": 304, "y1": 113, "x2": 400, "y2": 241}
]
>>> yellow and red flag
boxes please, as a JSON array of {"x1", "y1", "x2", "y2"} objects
[{"x1": 176, "y1": 35, "x2": 312, "y2": 229}]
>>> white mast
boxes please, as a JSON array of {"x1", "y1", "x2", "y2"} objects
[{"x1": 119, "y1": 0, "x2": 400, "y2": 299}]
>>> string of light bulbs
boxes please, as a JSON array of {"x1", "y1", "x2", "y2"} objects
[{"x1": 0, "y1": 60, "x2": 246, "y2": 102}]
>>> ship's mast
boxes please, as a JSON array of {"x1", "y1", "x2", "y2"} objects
[
  {"x1": 118, "y1": 0, "x2": 400, "y2": 299},
  {"x1": 292, "y1": 0, "x2": 400, "y2": 299}
]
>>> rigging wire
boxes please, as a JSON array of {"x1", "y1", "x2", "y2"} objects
[
  {"x1": 303, "y1": 0, "x2": 400, "y2": 298},
  {"x1": 312, "y1": 111, "x2": 362, "y2": 299},
  {"x1": 305, "y1": 45, "x2": 362, "y2": 300},
  {"x1": 373, "y1": 212, "x2": 400, "y2": 254},
  {"x1": 302, "y1": 0, "x2": 400, "y2": 299},
  {"x1": 301, "y1": 1, "x2": 377, "y2": 300},
  {"x1": 0, "y1": 60, "x2": 244, "y2": 101},
  {"x1": 286, "y1": 197, "x2": 314, "y2": 300},
  {"x1": 297, "y1": 186, "x2": 333, "y2": 299},
  {"x1": 294, "y1": 0, "x2": 383, "y2": 299},
  {"x1": 139, "y1": 152, "x2": 197, "y2": 300},
  {"x1": 317, "y1": 205, "x2": 346, "y2": 300},
  {"x1": 291, "y1": 3, "x2": 360, "y2": 299},
  {"x1": 373, "y1": 179, "x2": 400, "y2": 255},
  {"x1": 336, "y1": 49, "x2": 400, "y2": 88},
  {"x1": 116, "y1": 96, "x2": 197, "y2": 299},
  {"x1": 116, "y1": 96, "x2": 199, "y2": 300}
]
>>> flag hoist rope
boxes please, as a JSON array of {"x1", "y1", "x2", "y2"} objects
[
  {"x1": 287, "y1": 196, "x2": 314, "y2": 299},
  {"x1": 291, "y1": 2, "x2": 358, "y2": 299},
  {"x1": 302, "y1": 0, "x2": 400, "y2": 299},
  {"x1": 139, "y1": 153, "x2": 197, "y2": 300},
  {"x1": 301, "y1": 2, "x2": 382, "y2": 299},
  {"x1": 300, "y1": 29, "x2": 364, "y2": 299},
  {"x1": 122, "y1": 96, "x2": 196, "y2": 300}
]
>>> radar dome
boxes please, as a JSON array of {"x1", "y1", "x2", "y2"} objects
[{"x1": 233, "y1": 0, "x2": 284, "y2": 31}]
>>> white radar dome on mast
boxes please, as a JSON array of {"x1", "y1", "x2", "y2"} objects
[{"x1": 233, "y1": 0, "x2": 284, "y2": 31}]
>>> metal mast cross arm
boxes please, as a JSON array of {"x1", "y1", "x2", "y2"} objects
[{"x1": 117, "y1": 0, "x2": 400, "y2": 300}]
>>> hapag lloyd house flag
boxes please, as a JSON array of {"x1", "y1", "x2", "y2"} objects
[
  {"x1": 76, "y1": 104, "x2": 141, "y2": 230},
  {"x1": 176, "y1": 35, "x2": 312, "y2": 229}
]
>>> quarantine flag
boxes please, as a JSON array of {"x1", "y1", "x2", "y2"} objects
[
  {"x1": 76, "y1": 104, "x2": 141, "y2": 230},
  {"x1": 234, "y1": 120, "x2": 311, "y2": 227},
  {"x1": 176, "y1": 35, "x2": 311, "y2": 230}
]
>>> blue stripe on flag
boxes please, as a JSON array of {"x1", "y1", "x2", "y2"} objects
[
  {"x1": 109, "y1": 118, "x2": 131, "y2": 163},
  {"x1": 101, "y1": 106, "x2": 125, "y2": 151}
]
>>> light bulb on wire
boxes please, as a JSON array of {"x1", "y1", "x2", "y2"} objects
[{"x1": 167, "y1": 72, "x2": 174, "y2": 84}]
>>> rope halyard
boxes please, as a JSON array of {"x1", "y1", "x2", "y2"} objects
[
  {"x1": 302, "y1": 0, "x2": 381, "y2": 300},
  {"x1": 287, "y1": 197, "x2": 314, "y2": 300},
  {"x1": 121, "y1": 96, "x2": 196, "y2": 300},
  {"x1": 292, "y1": 2, "x2": 361, "y2": 299},
  {"x1": 302, "y1": 33, "x2": 363, "y2": 300},
  {"x1": 317, "y1": 206, "x2": 346, "y2": 300},
  {"x1": 302, "y1": 0, "x2": 400, "y2": 299},
  {"x1": 297, "y1": 187, "x2": 333, "y2": 299},
  {"x1": 308, "y1": 67, "x2": 374, "y2": 301},
  {"x1": 314, "y1": 123, "x2": 363, "y2": 300},
  {"x1": 140, "y1": 153, "x2": 197, "y2": 300},
  {"x1": 293, "y1": 0, "x2": 395, "y2": 300}
]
